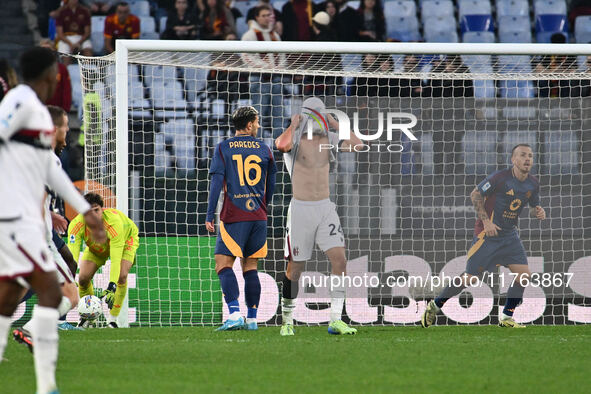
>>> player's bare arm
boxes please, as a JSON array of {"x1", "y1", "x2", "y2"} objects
[
  {"x1": 275, "y1": 114, "x2": 300, "y2": 153},
  {"x1": 530, "y1": 205, "x2": 546, "y2": 220},
  {"x1": 470, "y1": 187, "x2": 500, "y2": 236}
]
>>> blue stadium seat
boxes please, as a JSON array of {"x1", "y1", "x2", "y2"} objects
[
  {"x1": 236, "y1": 17, "x2": 248, "y2": 38},
  {"x1": 545, "y1": 132, "x2": 579, "y2": 175},
  {"x1": 496, "y1": 0, "x2": 529, "y2": 18},
  {"x1": 234, "y1": 0, "x2": 258, "y2": 17},
  {"x1": 91, "y1": 31, "x2": 104, "y2": 55},
  {"x1": 499, "y1": 30, "x2": 532, "y2": 42},
  {"x1": 140, "y1": 16, "x2": 156, "y2": 33},
  {"x1": 460, "y1": 14, "x2": 494, "y2": 33},
  {"x1": 498, "y1": 15, "x2": 531, "y2": 34},
  {"x1": 473, "y1": 80, "x2": 497, "y2": 98},
  {"x1": 140, "y1": 31, "x2": 159, "y2": 39},
  {"x1": 91, "y1": 16, "x2": 106, "y2": 33},
  {"x1": 421, "y1": 0, "x2": 454, "y2": 20},
  {"x1": 498, "y1": 55, "x2": 534, "y2": 98},
  {"x1": 156, "y1": 119, "x2": 196, "y2": 175},
  {"x1": 130, "y1": 0, "x2": 150, "y2": 17},
  {"x1": 384, "y1": 1, "x2": 417, "y2": 18},
  {"x1": 536, "y1": 14, "x2": 567, "y2": 33},
  {"x1": 387, "y1": 16, "x2": 421, "y2": 41},
  {"x1": 458, "y1": 0, "x2": 492, "y2": 17},
  {"x1": 425, "y1": 29, "x2": 459, "y2": 42},
  {"x1": 160, "y1": 16, "x2": 167, "y2": 33},
  {"x1": 273, "y1": 1, "x2": 287, "y2": 11},
  {"x1": 534, "y1": 0, "x2": 567, "y2": 17},
  {"x1": 463, "y1": 31, "x2": 495, "y2": 42},
  {"x1": 423, "y1": 15, "x2": 456, "y2": 40},
  {"x1": 575, "y1": 15, "x2": 591, "y2": 43},
  {"x1": 349, "y1": 1, "x2": 360, "y2": 8},
  {"x1": 183, "y1": 66, "x2": 208, "y2": 104},
  {"x1": 144, "y1": 65, "x2": 178, "y2": 85}
]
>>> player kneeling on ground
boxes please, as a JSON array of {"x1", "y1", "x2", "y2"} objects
[
  {"x1": 421, "y1": 144, "x2": 546, "y2": 328},
  {"x1": 68, "y1": 193, "x2": 139, "y2": 328}
]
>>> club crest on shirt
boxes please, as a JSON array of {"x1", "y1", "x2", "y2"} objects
[
  {"x1": 482, "y1": 181, "x2": 491, "y2": 192},
  {"x1": 69, "y1": 234, "x2": 75, "y2": 244}
]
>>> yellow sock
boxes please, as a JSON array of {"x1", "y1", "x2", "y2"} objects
[
  {"x1": 110, "y1": 282, "x2": 128, "y2": 318},
  {"x1": 79, "y1": 281, "x2": 94, "y2": 297}
]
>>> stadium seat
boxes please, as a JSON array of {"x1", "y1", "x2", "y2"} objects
[
  {"x1": 461, "y1": 54, "x2": 492, "y2": 69},
  {"x1": 140, "y1": 31, "x2": 159, "y2": 39},
  {"x1": 463, "y1": 31, "x2": 495, "y2": 42},
  {"x1": 144, "y1": 65, "x2": 178, "y2": 85},
  {"x1": 575, "y1": 15, "x2": 591, "y2": 43},
  {"x1": 140, "y1": 16, "x2": 157, "y2": 33},
  {"x1": 273, "y1": 1, "x2": 287, "y2": 11},
  {"x1": 497, "y1": 55, "x2": 535, "y2": 98},
  {"x1": 460, "y1": 14, "x2": 494, "y2": 33},
  {"x1": 234, "y1": 0, "x2": 257, "y2": 17},
  {"x1": 499, "y1": 30, "x2": 533, "y2": 42},
  {"x1": 421, "y1": 0, "x2": 454, "y2": 20},
  {"x1": 458, "y1": 0, "x2": 492, "y2": 17},
  {"x1": 536, "y1": 14, "x2": 567, "y2": 33},
  {"x1": 387, "y1": 16, "x2": 421, "y2": 41},
  {"x1": 130, "y1": 0, "x2": 150, "y2": 17},
  {"x1": 160, "y1": 16, "x2": 167, "y2": 33},
  {"x1": 91, "y1": 31, "x2": 104, "y2": 55},
  {"x1": 348, "y1": 1, "x2": 360, "y2": 9},
  {"x1": 156, "y1": 119, "x2": 196, "y2": 175},
  {"x1": 534, "y1": 0, "x2": 567, "y2": 17},
  {"x1": 496, "y1": 0, "x2": 529, "y2": 18},
  {"x1": 498, "y1": 15, "x2": 531, "y2": 34},
  {"x1": 183, "y1": 66, "x2": 208, "y2": 103},
  {"x1": 91, "y1": 16, "x2": 106, "y2": 33},
  {"x1": 236, "y1": 16, "x2": 248, "y2": 38},
  {"x1": 423, "y1": 16, "x2": 458, "y2": 42},
  {"x1": 384, "y1": 1, "x2": 417, "y2": 19},
  {"x1": 463, "y1": 131, "x2": 497, "y2": 175}
]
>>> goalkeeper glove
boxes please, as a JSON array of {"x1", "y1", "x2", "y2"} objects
[{"x1": 102, "y1": 282, "x2": 117, "y2": 309}]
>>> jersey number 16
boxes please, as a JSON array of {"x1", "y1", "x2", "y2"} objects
[{"x1": 232, "y1": 154, "x2": 262, "y2": 186}]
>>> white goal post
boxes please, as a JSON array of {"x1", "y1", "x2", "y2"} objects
[{"x1": 74, "y1": 40, "x2": 591, "y2": 327}]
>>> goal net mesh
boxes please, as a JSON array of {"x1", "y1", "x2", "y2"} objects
[{"x1": 76, "y1": 46, "x2": 591, "y2": 326}]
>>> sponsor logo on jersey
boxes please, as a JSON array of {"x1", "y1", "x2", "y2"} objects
[
  {"x1": 506, "y1": 189, "x2": 514, "y2": 196},
  {"x1": 482, "y1": 182, "x2": 491, "y2": 192},
  {"x1": 69, "y1": 234, "x2": 75, "y2": 244}
]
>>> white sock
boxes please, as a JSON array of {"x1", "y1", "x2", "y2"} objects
[
  {"x1": 246, "y1": 318, "x2": 256, "y2": 324},
  {"x1": 330, "y1": 280, "x2": 345, "y2": 323},
  {"x1": 0, "y1": 314, "x2": 11, "y2": 362},
  {"x1": 282, "y1": 298, "x2": 295, "y2": 325},
  {"x1": 56, "y1": 296, "x2": 72, "y2": 317},
  {"x1": 229, "y1": 311, "x2": 242, "y2": 320},
  {"x1": 501, "y1": 313, "x2": 513, "y2": 321},
  {"x1": 31, "y1": 306, "x2": 59, "y2": 394},
  {"x1": 23, "y1": 319, "x2": 33, "y2": 333}
]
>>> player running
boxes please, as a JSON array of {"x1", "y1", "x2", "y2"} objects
[
  {"x1": 205, "y1": 106, "x2": 277, "y2": 331},
  {"x1": 421, "y1": 144, "x2": 546, "y2": 328},
  {"x1": 68, "y1": 193, "x2": 140, "y2": 328},
  {"x1": 0, "y1": 47, "x2": 105, "y2": 394},
  {"x1": 275, "y1": 97, "x2": 362, "y2": 336},
  {"x1": 13, "y1": 105, "x2": 84, "y2": 353}
]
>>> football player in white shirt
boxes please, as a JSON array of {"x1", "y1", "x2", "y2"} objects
[
  {"x1": 275, "y1": 97, "x2": 362, "y2": 336},
  {"x1": 0, "y1": 47, "x2": 105, "y2": 394}
]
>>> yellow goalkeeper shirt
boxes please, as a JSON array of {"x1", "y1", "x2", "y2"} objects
[{"x1": 68, "y1": 208, "x2": 138, "y2": 283}]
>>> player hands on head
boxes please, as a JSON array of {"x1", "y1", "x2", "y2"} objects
[
  {"x1": 275, "y1": 97, "x2": 362, "y2": 336},
  {"x1": 421, "y1": 144, "x2": 546, "y2": 329},
  {"x1": 67, "y1": 192, "x2": 140, "y2": 328},
  {"x1": 0, "y1": 46, "x2": 105, "y2": 394},
  {"x1": 205, "y1": 105, "x2": 277, "y2": 331}
]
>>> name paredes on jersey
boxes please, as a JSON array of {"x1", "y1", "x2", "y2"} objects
[{"x1": 229, "y1": 140, "x2": 261, "y2": 149}]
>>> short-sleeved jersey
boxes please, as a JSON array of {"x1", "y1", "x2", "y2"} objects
[
  {"x1": 56, "y1": 5, "x2": 91, "y2": 35},
  {"x1": 0, "y1": 85, "x2": 89, "y2": 227},
  {"x1": 209, "y1": 135, "x2": 276, "y2": 223},
  {"x1": 68, "y1": 208, "x2": 138, "y2": 264},
  {"x1": 475, "y1": 168, "x2": 540, "y2": 236},
  {"x1": 104, "y1": 13, "x2": 140, "y2": 40}
]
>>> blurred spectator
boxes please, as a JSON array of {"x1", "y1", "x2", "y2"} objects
[
  {"x1": 161, "y1": 0, "x2": 199, "y2": 39},
  {"x1": 423, "y1": 55, "x2": 473, "y2": 98},
  {"x1": 247, "y1": 0, "x2": 283, "y2": 37},
  {"x1": 329, "y1": 0, "x2": 361, "y2": 41},
  {"x1": 537, "y1": 55, "x2": 589, "y2": 97},
  {"x1": 281, "y1": 0, "x2": 319, "y2": 41},
  {"x1": 55, "y1": 0, "x2": 93, "y2": 64},
  {"x1": 324, "y1": 0, "x2": 337, "y2": 21},
  {"x1": 241, "y1": 4, "x2": 287, "y2": 137},
  {"x1": 104, "y1": 2, "x2": 140, "y2": 54},
  {"x1": 0, "y1": 59, "x2": 18, "y2": 102},
  {"x1": 357, "y1": 0, "x2": 385, "y2": 42},
  {"x1": 81, "y1": 0, "x2": 116, "y2": 15},
  {"x1": 311, "y1": 11, "x2": 336, "y2": 40},
  {"x1": 351, "y1": 54, "x2": 415, "y2": 97},
  {"x1": 40, "y1": 39, "x2": 73, "y2": 112},
  {"x1": 198, "y1": 0, "x2": 237, "y2": 40}
]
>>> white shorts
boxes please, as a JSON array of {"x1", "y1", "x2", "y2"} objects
[
  {"x1": 0, "y1": 222, "x2": 56, "y2": 280},
  {"x1": 284, "y1": 198, "x2": 345, "y2": 262},
  {"x1": 57, "y1": 35, "x2": 92, "y2": 54}
]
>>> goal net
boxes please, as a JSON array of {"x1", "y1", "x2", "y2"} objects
[{"x1": 74, "y1": 41, "x2": 590, "y2": 327}]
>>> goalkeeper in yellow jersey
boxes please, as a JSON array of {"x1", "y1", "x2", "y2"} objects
[{"x1": 67, "y1": 193, "x2": 139, "y2": 328}]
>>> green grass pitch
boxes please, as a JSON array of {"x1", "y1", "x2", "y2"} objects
[{"x1": 1, "y1": 326, "x2": 589, "y2": 393}]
